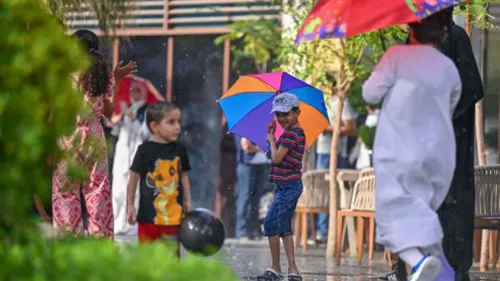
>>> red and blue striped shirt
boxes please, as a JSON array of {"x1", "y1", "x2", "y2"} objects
[{"x1": 269, "y1": 127, "x2": 306, "y2": 184}]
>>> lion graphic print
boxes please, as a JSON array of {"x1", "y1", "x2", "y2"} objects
[
  {"x1": 146, "y1": 158, "x2": 183, "y2": 225},
  {"x1": 130, "y1": 141, "x2": 191, "y2": 226}
]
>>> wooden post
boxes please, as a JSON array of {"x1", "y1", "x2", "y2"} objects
[
  {"x1": 326, "y1": 90, "x2": 344, "y2": 258},
  {"x1": 326, "y1": 49, "x2": 347, "y2": 258},
  {"x1": 464, "y1": 0, "x2": 489, "y2": 271},
  {"x1": 477, "y1": 98, "x2": 489, "y2": 271},
  {"x1": 112, "y1": 37, "x2": 119, "y2": 69},
  {"x1": 166, "y1": 37, "x2": 174, "y2": 101},
  {"x1": 222, "y1": 39, "x2": 230, "y2": 93}
]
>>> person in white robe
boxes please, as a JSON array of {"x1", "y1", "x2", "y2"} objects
[
  {"x1": 362, "y1": 19, "x2": 462, "y2": 281},
  {"x1": 112, "y1": 82, "x2": 151, "y2": 235}
]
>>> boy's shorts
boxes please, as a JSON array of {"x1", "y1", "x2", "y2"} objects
[
  {"x1": 138, "y1": 223, "x2": 180, "y2": 243},
  {"x1": 263, "y1": 181, "x2": 303, "y2": 237}
]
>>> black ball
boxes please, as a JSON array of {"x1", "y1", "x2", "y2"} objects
[{"x1": 179, "y1": 208, "x2": 226, "y2": 256}]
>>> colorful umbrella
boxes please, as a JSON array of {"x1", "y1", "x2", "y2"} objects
[
  {"x1": 296, "y1": 0, "x2": 464, "y2": 43},
  {"x1": 218, "y1": 72, "x2": 330, "y2": 150}
]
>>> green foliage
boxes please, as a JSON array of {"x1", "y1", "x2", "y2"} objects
[
  {"x1": 277, "y1": 2, "x2": 330, "y2": 87},
  {"x1": 0, "y1": 3, "x2": 237, "y2": 281},
  {"x1": 0, "y1": 0, "x2": 88, "y2": 243},
  {"x1": 215, "y1": 20, "x2": 281, "y2": 73},
  {"x1": 358, "y1": 125, "x2": 376, "y2": 150},
  {"x1": 455, "y1": 0, "x2": 500, "y2": 29},
  {"x1": 0, "y1": 236, "x2": 238, "y2": 281},
  {"x1": 2, "y1": 1, "x2": 238, "y2": 279}
]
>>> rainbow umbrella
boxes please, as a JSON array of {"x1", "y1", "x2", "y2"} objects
[
  {"x1": 217, "y1": 72, "x2": 330, "y2": 150},
  {"x1": 296, "y1": 0, "x2": 463, "y2": 43}
]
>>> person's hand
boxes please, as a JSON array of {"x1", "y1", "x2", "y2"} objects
[
  {"x1": 267, "y1": 120, "x2": 276, "y2": 142},
  {"x1": 127, "y1": 207, "x2": 137, "y2": 225},
  {"x1": 266, "y1": 132, "x2": 276, "y2": 143},
  {"x1": 114, "y1": 61, "x2": 138, "y2": 81},
  {"x1": 268, "y1": 119, "x2": 276, "y2": 135},
  {"x1": 183, "y1": 200, "x2": 193, "y2": 213}
]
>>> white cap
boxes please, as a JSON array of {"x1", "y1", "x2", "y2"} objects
[{"x1": 271, "y1": 92, "x2": 299, "y2": 113}]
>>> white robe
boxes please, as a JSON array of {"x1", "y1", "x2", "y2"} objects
[
  {"x1": 362, "y1": 45, "x2": 462, "y2": 252},
  {"x1": 112, "y1": 105, "x2": 150, "y2": 235}
]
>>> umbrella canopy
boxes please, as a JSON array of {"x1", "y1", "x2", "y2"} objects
[
  {"x1": 218, "y1": 72, "x2": 330, "y2": 150},
  {"x1": 296, "y1": 0, "x2": 464, "y2": 43}
]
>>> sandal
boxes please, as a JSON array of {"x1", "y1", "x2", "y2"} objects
[
  {"x1": 288, "y1": 272, "x2": 302, "y2": 281},
  {"x1": 257, "y1": 268, "x2": 283, "y2": 281}
]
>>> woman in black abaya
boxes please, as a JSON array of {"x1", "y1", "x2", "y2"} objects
[{"x1": 381, "y1": 8, "x2": 484, "y2": 281}]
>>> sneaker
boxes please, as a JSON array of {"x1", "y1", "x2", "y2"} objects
[
  {"x1": 410, "y1": 255, "x2": 442, "y2": 281},
  {"x1": 379, "y1": 259, "x2": 407, "y2": 281},
  {"x1": 315, "y1": 233, "x2": 327, "y2": 244},
  {"x1": 379, "y1": 269, "x2": 404, "y2": 281}
]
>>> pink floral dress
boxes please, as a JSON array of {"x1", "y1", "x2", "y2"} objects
[{"x1": 52, "y1": 76, "x2": 114, "y2": 237}]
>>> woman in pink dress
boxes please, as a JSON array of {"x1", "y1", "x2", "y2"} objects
[{"x1": 52, "y1": 30, "x2": 137, "y2": 237}]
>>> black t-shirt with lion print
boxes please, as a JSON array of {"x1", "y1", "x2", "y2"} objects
[{"x1": 130, "y1": 141, "x2": 191, "y2": 226}]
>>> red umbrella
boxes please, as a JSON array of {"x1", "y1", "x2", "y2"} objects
[
  {"x1": 114, "y1": 75, "x2": 164, "y2": 115},
  {"x1": 296, "y1": 0, "x2": 464, "y2": 43}
]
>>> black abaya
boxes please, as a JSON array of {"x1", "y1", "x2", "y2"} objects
[{"x1": 437, "y1": 22, "x2": 483, "y2": 281}]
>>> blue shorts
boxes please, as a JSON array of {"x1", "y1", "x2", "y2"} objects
[{"x1": 263, "y1": 181, "x2": 303, "y2": 237}]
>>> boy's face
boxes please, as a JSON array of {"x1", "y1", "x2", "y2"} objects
[
  {"x1": 275, "y1": 109, "x2": 300, "y2": 129},
  {"x1": 150, "y1": 108, "x2": 182, "y2": 142}
]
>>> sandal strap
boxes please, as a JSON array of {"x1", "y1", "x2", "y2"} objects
[
  {"x1": 258, "y1": 268, "x2": 283, "y2": 281},
  {"x1": 288, "y1": 273, "x2": 302, "y2": 281},
  {"x1": 266, "y1": 268, "x2": 280, "y2": 276}
]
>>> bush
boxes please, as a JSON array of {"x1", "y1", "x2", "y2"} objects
[
  {"x1": 0, "y1": 0, "x2": 88, "y2": 242},
  {"x1": 1, "y1": 1, "x2": 237, "y2": 280},
  {"x1": 0, "y1": 236, "x2": 238, "y2": 281}
]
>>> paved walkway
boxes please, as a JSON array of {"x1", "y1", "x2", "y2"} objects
[{"x1": 116, "y1": 235, "x2": 500, "y2": 281}]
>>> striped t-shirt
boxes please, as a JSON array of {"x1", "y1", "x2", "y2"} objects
[{"x1": 269, "y1": 127, "x2": 306, "y2": 183}]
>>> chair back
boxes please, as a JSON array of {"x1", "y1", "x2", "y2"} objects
[
  {"x1": 297, "y1": 169, "x2": 330, "y2": 209},
  {"x1": 475, "y1": 165, "x2": 500, "y2": 218},
  {"x1": 349, "y1": 175, "x2": 375, "y2": 211}
]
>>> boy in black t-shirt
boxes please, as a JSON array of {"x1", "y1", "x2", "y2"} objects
[{"x1": 126, "y1": 101, "x2": 193, "y2": 250}]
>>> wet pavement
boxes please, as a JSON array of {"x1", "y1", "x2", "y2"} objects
[{"x1": 116, "y1": 236, "x2": 500, "y2": 281}]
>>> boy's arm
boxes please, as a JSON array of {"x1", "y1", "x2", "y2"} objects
[
  {"x1": 127, "y1": 172, "x2": 140, "y2": 212},
  {"x1": 267, "y1": 135, "x2": 290, "y2": 165},
  {"x1": 180, "y1": 172, "x2": 193, "y2": 212}
]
